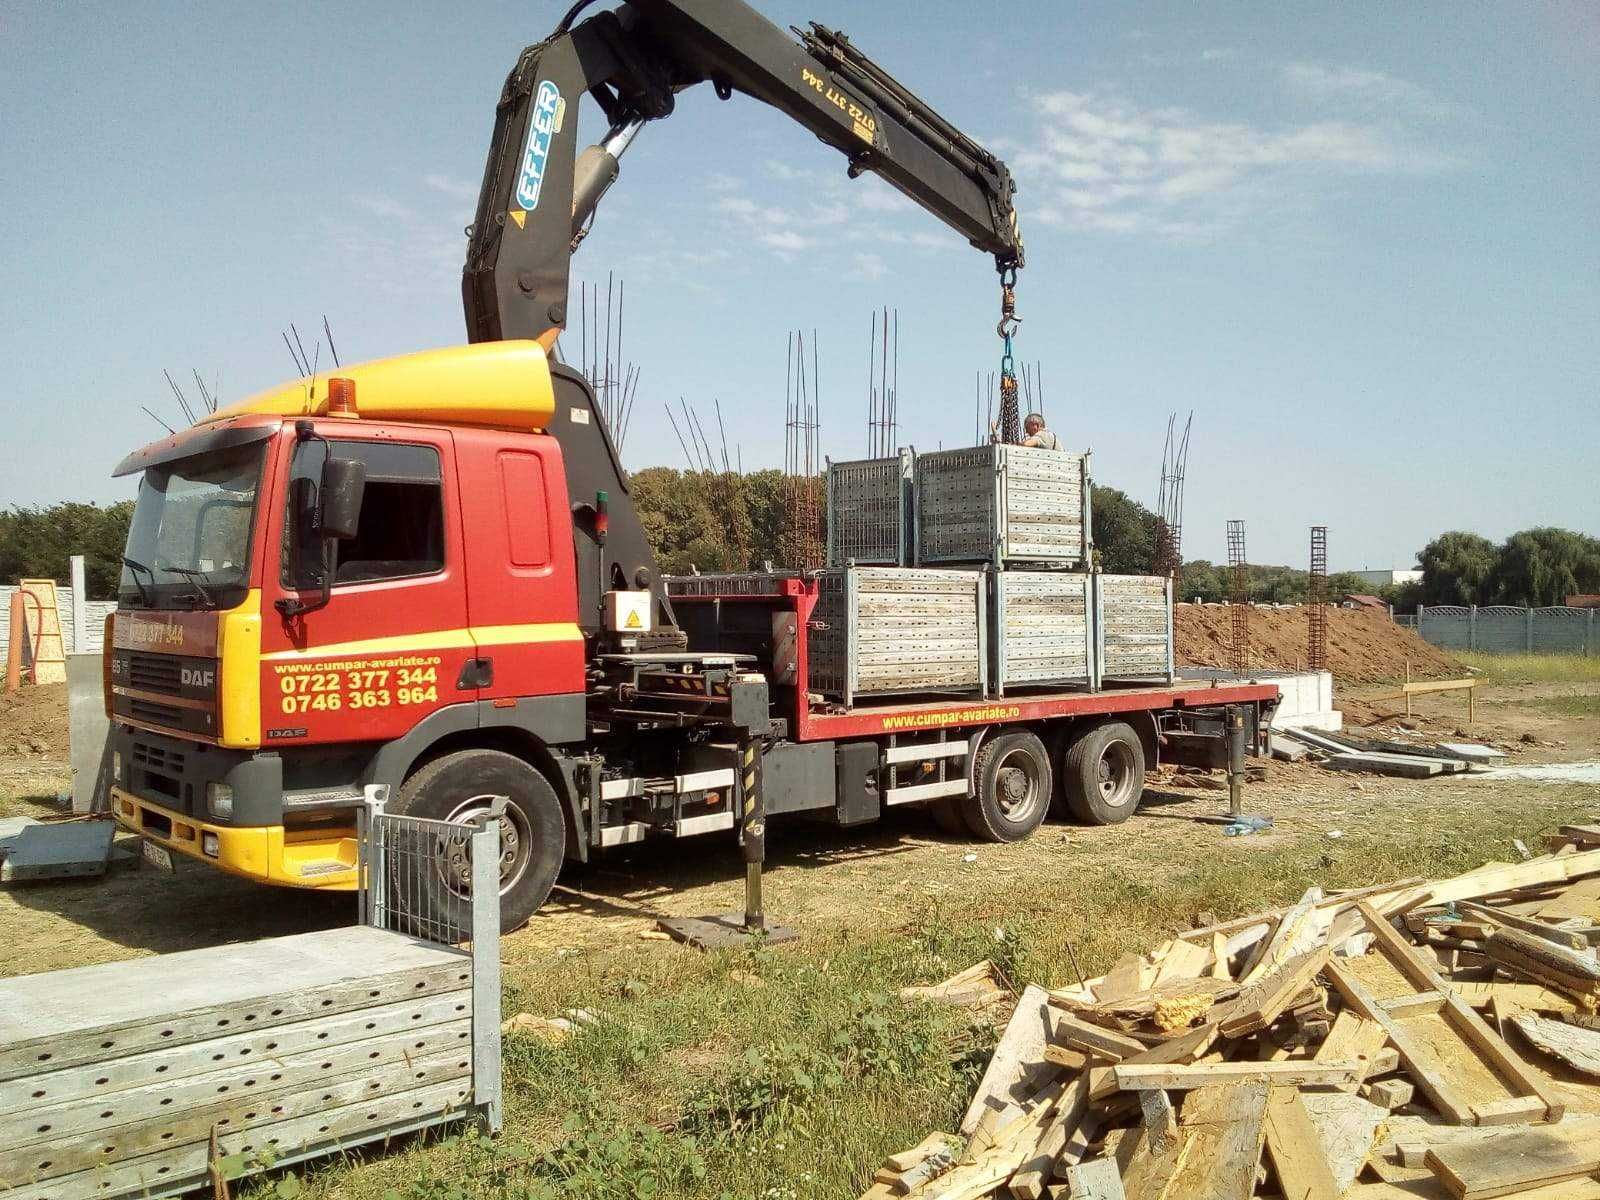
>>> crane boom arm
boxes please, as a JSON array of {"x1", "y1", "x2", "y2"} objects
[
  {"x1": 459, "y1": 0, "x2": 1023, "y2": 642},
  {"x1": 462, "y1": 0, "x2": 1023, "y2": 344}
]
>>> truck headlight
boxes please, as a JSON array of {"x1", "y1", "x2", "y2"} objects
[{"x1": 206, "y1": 782, "x2": 234, "y2": 820}]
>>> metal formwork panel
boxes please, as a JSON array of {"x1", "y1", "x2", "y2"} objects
[
  {"x1": 916, "y1": 445, "x2": 1091, "y2": 566},
  {"x1": 1094, "y1": 574, "x2": 1175, "y2": 683},
  {"x1": 810, "y1": 567, "x2": 985, "y2": 705},
  {"x1": 993, "y1": 570, "x2": 1093, "y2": 695},
  {"x1": 826, "y1": 450, "x2": 914, "y2": 565}
]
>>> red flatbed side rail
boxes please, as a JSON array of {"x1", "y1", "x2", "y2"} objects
[{"x1": 667, "y1": 576, "x2": 1279, "y2": 744}]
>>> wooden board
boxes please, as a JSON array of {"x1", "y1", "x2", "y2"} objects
[
  {"x1": 1425, "y1": 1122, "x2": 1600, "y2": 1199},
  {"x1": 1161, "y1": 1081, "x2": 1269, "y2": 1200},
  {"x1": 1262, "y1": 1086, "x2": 1340, "y2": 1200},
  {"x1": 960, "y1": 984, "x2": 1059, "y2": 1136},
  {"x1": 1516, "y1": 1015, "x2": 1600, "y2": 1078},
  {"x1": 1113, "y1": 1060, "x2": 1361, "y2": 1091}
]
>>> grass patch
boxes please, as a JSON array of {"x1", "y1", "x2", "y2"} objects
[
  {"x1": 1529, "y1": 694, "x2": 1600, "y2": 717},
  {"x1": 237, "y1": 785, "x2": 1596, "y2": 1200},
  {"x1": 1458, "y1": 651, "x2": 1600, "y2": 685}
]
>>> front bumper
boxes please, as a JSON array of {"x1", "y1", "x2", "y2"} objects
[{"x1": 112, "y1": 788, "x2": 358, "y2": 890}]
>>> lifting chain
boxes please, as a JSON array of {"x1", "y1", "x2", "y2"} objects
[{"x1": 996, "y1": 265, "x2": 1021, "y2": 444}]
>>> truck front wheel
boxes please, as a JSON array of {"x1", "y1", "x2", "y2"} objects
[
  {"x1": 962, "y1": 730, "x2": 1052, "y2": 842},
  {"x1": 1061, "y1": 721, "x2": 1145, "y2": 825},
  {"x1": 389, "y1": 749, "x2": 564, "y2": 935}
]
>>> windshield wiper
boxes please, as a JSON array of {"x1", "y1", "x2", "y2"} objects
[
  {"x1": 154, "y1": 561, "x2": 216, "y2": 606},
  {"x1": 121, "y1": 556, "x2": 156, "y2": 606}
]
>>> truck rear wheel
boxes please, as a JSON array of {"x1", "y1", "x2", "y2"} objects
[
  {"x1": 390, "y1": 749, "x2": 563, "y2": 935},
  {"x1": 1062, "y1": 721, "x2": 1145, "y2": 825},
  {"x1": 962, "y1": 730, "x2": 1052, "y2": 843}
]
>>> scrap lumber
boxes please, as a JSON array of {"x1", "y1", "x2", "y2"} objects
[
  {"x1": 960, "y1": 984, "x2": 1059, "y2": 1136},
  {"x1": 1111, "y1": 1059, "x2": 1361, "y2": 1091},
  {"x1": 1216, "y1": 945, "x2": 1330, "y2": 1037},
  {"x1": 1457, "y1": 902, "x2": 1592, "y2": 951},
  {"x1": 1515, "y1": 1014, "x2": 1600, "y2": 1078},
  {"x1": 1486, "y1": 928, "x2": 1600, "y2": 1009},
  {"x1": 1010, "y1": 1069, "x2": 1094, "y2": 1199},
  {"x1": 900, "y1": 960, "x2": 1011, "y2": 1010},
  {"x1": 1060, "y1": 1157, "x2": 1125, "y2": 1199},
  {"x1": 1262, "y1": 1085, "x2": 1340, "y2": 1200},
  {"x1": 1238, "y1": 886, "x2": 1324, "y2": 983},
  {"x1": 1160, "y1": 1081, "x2": 1270, "y2": 1200},
  {"x1": 1302, "y1": 1091, "x2": 1389, "y2": 1192},
  {"x1": 1425, "y1": 1121, "x2": 1600, "y2": 1199},
  {"x1": 1050, "y1": 1011, "x2": 1151, "y2": 1062}
]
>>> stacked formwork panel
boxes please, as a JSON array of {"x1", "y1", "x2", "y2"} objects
[
  {"x1": 810, "y1": 567, "x2": 985, "y2": 706},
  {"x1": 822, "y1": 445, "x2": 1173, "y2": 697},
  {"x1": 825, "y1": 450, "x2": 915, "y2": 566}
]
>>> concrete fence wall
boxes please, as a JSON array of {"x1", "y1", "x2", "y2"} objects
[
  {"x1": 1417, "y1": 604, "x2": 1599, "y2": 656},
  {"x1": 0, "y1": 585, "x2": 117, "y2": 663}
]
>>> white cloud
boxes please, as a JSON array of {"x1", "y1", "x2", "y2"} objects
[
  {"x1": 422, "y1": 173, "x2": 478, "y2": 203},
  {"x1": 1282, "y1": 62, "x2": 1460, "y2": 120},
  {"x1": 849, "y1": 252, "x2": 888, "y2": 281},
  {"x1": 1014, "y1": 87, "x2": 1467, "y2": 243}
]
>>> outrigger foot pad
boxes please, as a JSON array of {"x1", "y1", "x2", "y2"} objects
[{"x1": 656, "y1": 912, "x2": 799, "y2": 950}]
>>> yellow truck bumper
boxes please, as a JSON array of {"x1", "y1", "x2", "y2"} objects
[{"x1": 111, "y1": 788, "x2": 358, "y2": 890}]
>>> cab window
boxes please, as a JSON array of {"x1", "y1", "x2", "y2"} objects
[{"x1": 283, "y1": 441, "x2": 444, "y2": 588}]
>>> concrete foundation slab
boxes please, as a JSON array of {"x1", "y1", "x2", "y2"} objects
[
  {"x1": 1177, "y1": 667, "x2": 1343, "y2": 732},
  {"x1": 0, "y1": 820, "x2": 114, "y2": 883},
  {"x1": 1325, "y1": 753, "x2": 1444, "y2": 779},
  {"x1": 1438, "y1": 742, "x2": 1508, "y2": 763}
]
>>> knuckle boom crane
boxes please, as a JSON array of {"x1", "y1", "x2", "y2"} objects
[{"x1": 461, "y1": 0, "x2": 1026, "y2": 638}]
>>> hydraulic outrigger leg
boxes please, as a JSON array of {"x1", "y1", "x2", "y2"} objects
[{"x1": 660, "y1": 733, "x2": 798, "y2": 949}]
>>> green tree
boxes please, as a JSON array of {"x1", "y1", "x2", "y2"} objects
[
  {"x1": 1490, "y1": 527, "x2": 1600, "y2": 606},
  {"x1": 1418, "y1": 531, "x2": 1497, "y2": 606},
  {"x1": 0, "y1": 501, "x2": 133, "y2": 597},
  {"x1": 1090, "y1": 486, "x2": 1158, "y2": 575}
]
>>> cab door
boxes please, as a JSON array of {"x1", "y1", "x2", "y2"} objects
[{"x1": 258, "y1": 426, "x2": 474, "y2": 747}]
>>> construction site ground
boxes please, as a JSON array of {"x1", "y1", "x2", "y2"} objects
[{"x1": 1, "y1": 657, "x2": 1596, "y2": 1199}]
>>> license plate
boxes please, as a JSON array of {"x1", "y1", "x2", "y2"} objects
[{"x1": 141, "y1": 840, "x2": 175, "y2": 873}]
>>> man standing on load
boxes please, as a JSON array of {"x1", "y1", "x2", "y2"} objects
[{"x1": 1020, "y1": 412, "x2": 1060, "y2": 449}]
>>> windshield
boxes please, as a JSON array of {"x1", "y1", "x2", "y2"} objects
[{"x1": 119, "y1": 443, "x2": 265, "y2": 611}]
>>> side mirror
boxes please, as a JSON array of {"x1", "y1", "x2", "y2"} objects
[{"x1": 319, "y1": 457, "x2": 366, "y2": 540}]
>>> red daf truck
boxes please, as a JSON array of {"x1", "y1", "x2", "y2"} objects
[{"x1": 105, "y1": 0, "x2": 1278, "y2": 930}]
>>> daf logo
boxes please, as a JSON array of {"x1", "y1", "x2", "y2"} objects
[
  {"x1": 181, "y1": 666, "x2": 215, "y2": 689},
  {"x1": 514, "y1": 80, "x2": 563, "y2": 211}
]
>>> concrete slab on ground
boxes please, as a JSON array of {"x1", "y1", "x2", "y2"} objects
[
  {"x1": 0, "y1": 819, "x2": 114, "y2": 883},
  {"x1": 1325, "y1": 752, "x2": 1445, "y2": 780},
  {"x1": 1438, "y1": 742, "x2": 1508, "y2": 763}
]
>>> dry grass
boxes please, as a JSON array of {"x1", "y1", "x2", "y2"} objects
[{"x1": 1458, "y1": 651, "x2": 1600, "y2": 685}]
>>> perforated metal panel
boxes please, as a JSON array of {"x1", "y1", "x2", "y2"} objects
[
  {"x1": 826, "y1": 451, "x2": 914, "y2": 565},
  {"x1": 992, "y1": 571, "x2": 1092, "y2": 694},
  {"x1": 810, "y1": 567, "x2": 985, "y2": 705},
  {"x1": 917, "y1": 445, "x2": 1091, "y2": 566},
  {"x1": 1095, "y1": 574, "x2": 1174, "y2": 683}
]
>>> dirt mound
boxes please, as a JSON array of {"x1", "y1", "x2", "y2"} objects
[
  {"x1": 0, "y1": 683, "x2": 70, "y2": 759},
  {"x1": 1175, "y1": 604, "x2": 1460, "y2": 684}
]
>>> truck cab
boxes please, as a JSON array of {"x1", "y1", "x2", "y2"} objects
[{"x1": 108, "y1": 342, "x2": 589, "y2": 925}]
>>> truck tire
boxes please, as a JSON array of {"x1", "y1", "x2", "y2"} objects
[
  {"x1": 962, "y1": 730, "x2": 1052, "y2": 843},
  {"x1": 1062, "y1": 721, "x2": 1145, "y2": 825},
  {"x1": 390, "y1": 749, "x2": 564, "y2": 935}
]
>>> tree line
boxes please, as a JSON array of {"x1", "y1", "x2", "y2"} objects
[{"x1": 2, "y1": 484, "x2": 1594, "y2": 611}]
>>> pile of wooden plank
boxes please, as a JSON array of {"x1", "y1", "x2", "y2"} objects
[{"x1": 869, "y1": 841, "x2": 1600, "y2": 1199}]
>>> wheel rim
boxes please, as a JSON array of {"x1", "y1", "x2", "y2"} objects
[
  {"x1": 1095, "y1": 741, "x2": 1138, "y2": 808},
  {"x1": 438, "y1": 793, "x2": 533, "y2": 898},
  {"x1": 993, "y1": 747, "x2": 1044, "y2": 822}
]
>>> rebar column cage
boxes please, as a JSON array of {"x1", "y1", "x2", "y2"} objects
[
  {"x1": 1307, "y1": 525, "x2": 1329, "y2": 672},
  {"x1": 1227, "y1": 519, "x2": 1249, "y2": 678}
]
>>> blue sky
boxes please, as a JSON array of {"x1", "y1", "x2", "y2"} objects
[{"x1": 2, "y1": 1, "x2": 1596, "y2": 569}]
